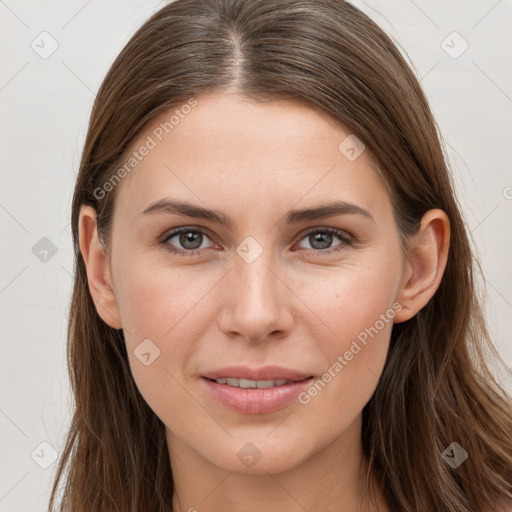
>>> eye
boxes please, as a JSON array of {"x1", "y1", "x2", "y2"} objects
[
  {"x1": 294, "y1": 227, "x2": 353, "y2": 255},
  {"x1": 160, "y1": 227, "x2": 217, "y2": 256}
]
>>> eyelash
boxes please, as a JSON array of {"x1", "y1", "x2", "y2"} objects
[{"x1": 158, "y1": 226, "x2": 354, "y2": 258}]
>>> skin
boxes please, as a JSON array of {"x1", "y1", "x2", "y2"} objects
[{"x1": 79, "y1": 93, "x2": 450, "y2": 512}]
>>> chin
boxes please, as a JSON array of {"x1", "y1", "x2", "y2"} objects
[{"x1": 205, "y1": 435, "x2": 312, "y2": 475}]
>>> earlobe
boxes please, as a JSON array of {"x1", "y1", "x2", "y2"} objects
[
  {"x1": 394, "y1": 209, "x2": 450, "y2": 323},
  {"x1": 78, "y1": 205, "x2": 123, "y2": 329}
]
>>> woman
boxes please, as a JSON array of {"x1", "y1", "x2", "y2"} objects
[{"x1": 49, "y1": 0, "x2": 512, "y2": 511}]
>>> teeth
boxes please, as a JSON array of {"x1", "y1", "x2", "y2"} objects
[{"x1": 214, "y1": 378, "x2": 290, "y2": 388}]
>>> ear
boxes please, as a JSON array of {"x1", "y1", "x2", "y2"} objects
[
  {"x1": 394, "y1": 208, "x2": 450, "y2": 323},
  {"x1": 78, "y1": 205, "x2": 122, "y2": 329}
]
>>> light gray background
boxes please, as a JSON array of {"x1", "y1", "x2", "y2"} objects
[{"x1": 1, "y1": 0, "x2": 511, "y2": 510}]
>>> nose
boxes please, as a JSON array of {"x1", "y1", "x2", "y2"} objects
[{"x1": 217, "y1": 247, "x2": 295, "y2": 343}]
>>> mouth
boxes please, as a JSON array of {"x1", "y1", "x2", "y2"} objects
[
  {"x1": 204, "y1": 376, "x2": 312, "y2": 389},
  {"x1": 200, "y1": 367, "x2": 314, "y2": 414},
  {"x1": 202, "y1": 365, "x2": 313, "y2": 383}
]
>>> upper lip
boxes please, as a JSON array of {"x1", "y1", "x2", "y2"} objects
[{"x1": 202, "y1": 365, "x2": 313, "y2": 382}]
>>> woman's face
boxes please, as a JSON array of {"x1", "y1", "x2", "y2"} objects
[{"x1": 100, "y1": 93, "x2": 410, "y2": 474}]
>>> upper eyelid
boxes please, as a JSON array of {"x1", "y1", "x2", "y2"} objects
[{"x1": 161, "y1": 226, "x2": 216, "y2": 243}]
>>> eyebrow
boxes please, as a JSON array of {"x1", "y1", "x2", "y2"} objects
[{"x1": 141, "y1": 198, "x2": 375, "y2": 226}]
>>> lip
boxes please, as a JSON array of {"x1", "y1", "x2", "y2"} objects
[
  {"x1": 202, "y1": 365, "x2": 312, "y2": 382},
  {"x1": 201, "y1": 366, "x2": 314, "y2": 415}
]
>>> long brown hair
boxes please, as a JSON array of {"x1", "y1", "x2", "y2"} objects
[{"x1": 49, "y1": 1, "x2": 512, "y2": 510}]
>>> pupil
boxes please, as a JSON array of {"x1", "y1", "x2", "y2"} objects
[
  {"x1": 181, "y1": 231, "x2": 202, "y2": 249},
  {"x1": 312, "y1": 232, "x2": 332, "y2": 249}
]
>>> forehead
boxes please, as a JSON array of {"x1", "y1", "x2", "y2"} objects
[{"x1": 112, "y1": 93, "x2": 389, "y2": 219}]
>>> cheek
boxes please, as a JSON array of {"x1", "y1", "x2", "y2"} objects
[
  {"x1": 113, "y1": 259, "x2": 220, "y2": 404},
  {"x1": 294, "y1": 256, "x2": 400, "y2": 413},
  {"x1": 295, "y1": 291, "x2": 395, "y2": 437},
  {"x1": 115, "y1": 253, "x2": 219, "y2": 341},
  {"x1": 299, "y1": 252, "x2": 401, "y2": 343}
]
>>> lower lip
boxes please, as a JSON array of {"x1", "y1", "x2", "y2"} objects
[{"x1": 201, "y1": 377, "x2": 314, "y2": 414}]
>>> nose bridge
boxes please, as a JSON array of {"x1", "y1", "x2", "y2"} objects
[{"x1": 220, "y1": 237, "x2": 292, "y2": 341}]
